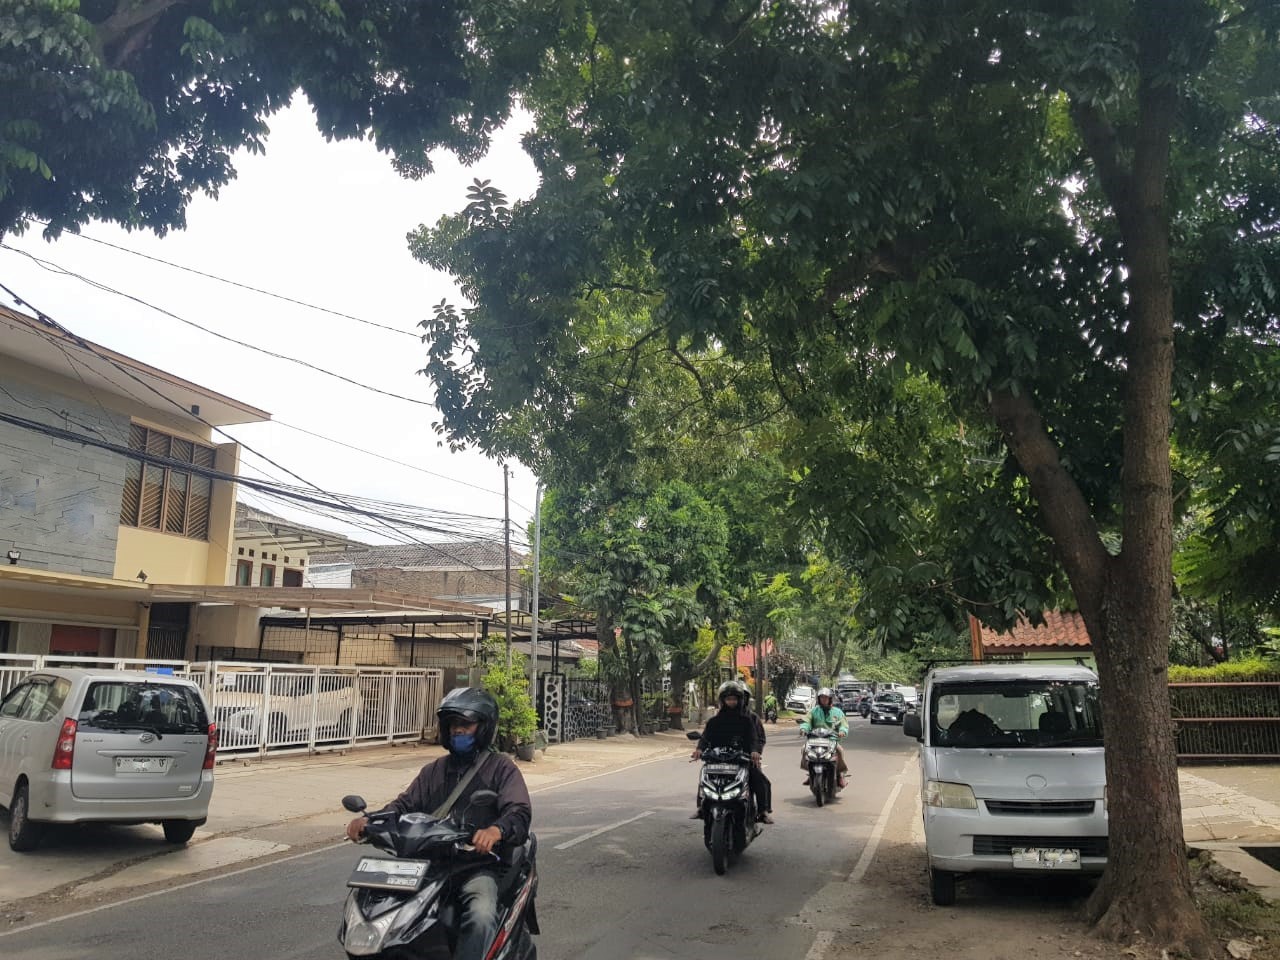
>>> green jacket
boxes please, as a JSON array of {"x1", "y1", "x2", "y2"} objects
[
  {"x1": 800, "y1": 704, "x2": 848, "y2": 737},
  {"x1": 763, "y1": 694, "x2": 778, "y2": 710}
]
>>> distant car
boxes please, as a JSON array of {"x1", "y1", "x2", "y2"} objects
[
  {"x1": 837, "y1": 684, "x2": 869, "y2": 713},
  {"x1": 868, "y1": 691, "x2": 908, "y2": 724},
  {"x1": 0, "y1": 668, "x2": 217, "y2": 851},
  {"x1": 785, "y1": 685, "x2": 816, "y2": 713},
  {"x1": 889, "y1": 684, "x2": 920, "y2": 706}
]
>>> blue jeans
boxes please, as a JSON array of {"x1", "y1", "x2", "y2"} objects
[{"x1": 454, "y1": 870, "x2": 500, "y2": 960}]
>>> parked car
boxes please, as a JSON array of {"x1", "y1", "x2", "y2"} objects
[
  {"x1": 889, "y1": 683, "x2": 920, "y2": 707},
  {"x1": 903, "y1": 662, "x2": 1107, "y2": 905},
  {"x1": 212, "y1": 670, "x2": 363, "y2": 746},
  {"x1": 0, "y1": 668, "x2": 217, "y2": 851},
  {"x1": 785, "y1": 685, "x2": 816, "y2": 713},
  {"x1": 868, "y1": 691, "x2": 908, "y2": 724}
]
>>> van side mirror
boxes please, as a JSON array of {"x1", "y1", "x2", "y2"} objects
[{"x1": 903, "y1": 713, "x2": 923, "y2": 741}]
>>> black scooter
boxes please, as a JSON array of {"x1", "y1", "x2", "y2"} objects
[
  {"x1": 764, "y1": 704, "x2": 778, "y2": 724},
  {"x1": 338, "y1": 791, "x2": 538, "y2": 960},
  {"x1": 686, "y1": 731, "x2": 762, "y2": 875},
  {"x1": 803, "y1": 727, "x2": 841, "y2": 806}
]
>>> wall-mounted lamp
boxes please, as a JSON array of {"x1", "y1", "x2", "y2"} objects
[
  {"x1": 6, "y1": 549, "x2": 19, "y2": 565},
  {"x1": 136, "y1": 570, "x2": 148, "y2": 582}
]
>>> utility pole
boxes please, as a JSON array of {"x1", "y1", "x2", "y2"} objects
[
  {"x1": 504, "y1": 463, "x2": 512, "y2": 671},
  {"x1": 528, "y1": 481, "x2": 542, "y2": 724}
]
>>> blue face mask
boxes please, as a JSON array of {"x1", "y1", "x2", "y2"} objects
[{"x1": 450, "y1": 733, "x2": 477, "y2": 755}]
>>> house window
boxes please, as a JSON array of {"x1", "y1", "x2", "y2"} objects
[
  {"x1": 235, "y1": 560, "x2": 253, "y2": 586},
  {"x1": 119, "y1": 425, "x2": 215, "y2": 540},
  {"x1": 259, "y1": 564, "x2": 276, "y2": 587},
  {"x1": 282, "y1": 569, "x2": 303, "y2": 587}
]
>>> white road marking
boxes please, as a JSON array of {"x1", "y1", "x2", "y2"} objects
[
  {"x1": 847, "y1": 756, "x2": 915, "y2": 883},
  {"x1": 553, "y1": 810, "x2": 655, "y2": 850},
  {"x1": 805, "y1": 930, "x2": 837, "y2": 960}
]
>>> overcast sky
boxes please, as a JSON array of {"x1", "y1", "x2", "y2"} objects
[{"x1": 0, "y1": 95, "x2": 542, "y2": 548}]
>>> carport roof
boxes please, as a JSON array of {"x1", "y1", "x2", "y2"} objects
[{"x1": 147, "y1": 584, "x2": 494, "y2": 618}]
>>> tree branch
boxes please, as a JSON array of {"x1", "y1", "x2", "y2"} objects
[
  {"x1": 93, "y1": 0, "x2": 184, "y2": 69},
  {"x1": 1070, "y1": 101, "x2": 1135, "y2": 229}
]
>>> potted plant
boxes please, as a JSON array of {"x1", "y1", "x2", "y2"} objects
[{"x1": 481, "y1": 657, "x2": 539, "y2": 755}]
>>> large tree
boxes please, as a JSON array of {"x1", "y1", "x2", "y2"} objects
[
  {"x1": 0, "y1": 0, "x2": 552, "y2": 237},
  {"x1": 413, "y1": 2, "x2": 1280, "y2": 952}
]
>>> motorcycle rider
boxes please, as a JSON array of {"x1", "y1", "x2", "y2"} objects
[
  {"x1": 800, "y1": 687, "x2": 849, "y2": 788},
  {"x1": 344, "y1": 688, "x2": 532, "y2": 960},
  {"x1": 691, "y1": 680, "x2": 771, "y2": 822},
  {"x1": 762, "y1": 691, "x2": 779, "y2": 721}
]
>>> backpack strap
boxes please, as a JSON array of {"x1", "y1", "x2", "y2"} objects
[{"x1": 431, "y1": 752, "x2": 492, "y2": 820}]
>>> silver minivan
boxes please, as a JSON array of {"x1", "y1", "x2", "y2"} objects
[
  {"x1": 0, "y1": 668, "x2": 217, "y2": 851},
  {"x1": 903, "y1": 663, "x2": 1106, "y2": 905}
]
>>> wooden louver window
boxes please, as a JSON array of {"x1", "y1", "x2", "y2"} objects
[{"x1": 119, "y1": 425, "x2": 217, "y2": 541}]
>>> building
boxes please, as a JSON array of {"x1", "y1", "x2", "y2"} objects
[
  {"x1": 968, "y1": 610, "x2": 1096, "y2": 668},
  {"x1": 309, "y1": 542, "x2": 530, "y2": 612},
  {"x1": 0, "y1": 305, "x2": 268, "y2": 659}
]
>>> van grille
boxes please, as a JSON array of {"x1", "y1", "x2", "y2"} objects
[
  {"x1": 984, "y1": 800, "x2": 1096, "y2": 816},
  {"x1": 973, "y1": 835, "x2": 1109, "y2": 857}
]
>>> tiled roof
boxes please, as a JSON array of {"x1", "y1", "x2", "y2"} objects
[
  {"x1": 309, "y1": 541, "x2": 528, "y2": 572},
  {"x1": 976, "y1": 610, "x2": 1093, "y2": 651}
]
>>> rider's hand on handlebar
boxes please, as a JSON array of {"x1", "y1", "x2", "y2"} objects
[
  {"x1": 751, "y1": 751, "x2": 762, "y2": 767},
  {"x1": 344, "y1": 816, "x2": 368, "y2": 842},
  {"x1": 471, "y1": 825, "x2": 502, "y2": 855},
  {"x1": 691, "y1": 748, "x2": 702, "y2": 761}
]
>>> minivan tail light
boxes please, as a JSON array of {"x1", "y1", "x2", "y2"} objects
[
  {"x1": 52, "y1": 717, "x2": 77, "y2": 770},
  {"x1": 204, "y1": 722, "x2": 218, "y2": 770}
]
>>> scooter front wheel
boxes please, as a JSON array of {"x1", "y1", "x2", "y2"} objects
[{"x1": 710, "y1": 817, "x2": 729, "y2": 875}]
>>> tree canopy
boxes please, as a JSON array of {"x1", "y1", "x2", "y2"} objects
[{"x1": 0, "y1": 0, "x2": 553, "y2": 237}]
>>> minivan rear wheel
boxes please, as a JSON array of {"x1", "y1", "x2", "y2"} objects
[
  {"x1": 162, "y1": 819, "x2": 198, "y2": 844},
  {"x1": 8, "y1": 781, "x2": 43, "y2": 852},
  {"x1": 928, "y1": 863, "x2": 956, "y2": 906}
]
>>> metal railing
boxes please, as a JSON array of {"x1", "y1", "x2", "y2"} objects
[
  {"x1": 1169, "y1": 681, "x2": 1280, "y2": 760},
  {"x1": 0, "y1": 654, "x2": 444, "y2": 758}
]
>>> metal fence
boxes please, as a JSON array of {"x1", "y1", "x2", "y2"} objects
[
  {"x1": 0, "y1": 654, "x2": 444, "y2": 758},
  {"x1": 1169, "y1": 681, "x2": 1280, "y2": 760}
]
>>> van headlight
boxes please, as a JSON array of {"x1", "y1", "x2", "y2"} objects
[{"x1": 923, "y1": 781, "x2": 978, "y2": 809}]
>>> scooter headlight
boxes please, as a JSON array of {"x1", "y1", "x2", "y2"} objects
[{"x1": 343, "y1": 898, "x2": 397, "y2": 956}]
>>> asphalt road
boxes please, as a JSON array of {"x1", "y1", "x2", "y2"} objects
[{"x1": 0, "y1": 719, "x2": 918, "y2": 960}]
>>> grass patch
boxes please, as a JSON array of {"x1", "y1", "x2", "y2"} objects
[{"x1": 1190, "y1": 851, "x2": 1280, "y2": 957}]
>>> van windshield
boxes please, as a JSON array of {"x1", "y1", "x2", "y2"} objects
[{"x1": 930, "y1": 679, "x2": 1103, "y2": 749}]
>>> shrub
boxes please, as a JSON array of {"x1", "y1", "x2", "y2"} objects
[{"x1": 482, "y1": 656, "x2": 539, "y2": 751}]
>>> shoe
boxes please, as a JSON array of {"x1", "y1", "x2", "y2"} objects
[
  {"x1": 688, "y1": 811, "x2": 701, "y2": 819},
  {"x1": 757, "y1": 812, "x2": 774, "y2": 824},
  {"x1": 838, "y1": 776, "x2": 848, "y2": 789},
  {"x1": 802, "y1": 776, "x2": 811, "y2": 785}
]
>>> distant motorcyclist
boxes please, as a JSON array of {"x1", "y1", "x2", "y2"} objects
[
  {"x1": 691, "y1": 681, "x2": 771, "y2": 821},
  {"x1": 800, "y1": 687, "x2": 849, "y2": 788},
  {"x1": 344, "y1": 688, "x2": 531, "y2": 960},
  {"x1": 762, "y1": 692, "x2": 779, "y2": 721}
]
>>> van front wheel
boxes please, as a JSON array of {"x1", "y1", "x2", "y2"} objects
[{"x1": 929, "y1": 864, "x2": 956, "y2": 906}]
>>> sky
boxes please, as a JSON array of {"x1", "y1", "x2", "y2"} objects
[{"x1": 0, "y1": 95, "x2": 542, "y2": 549}]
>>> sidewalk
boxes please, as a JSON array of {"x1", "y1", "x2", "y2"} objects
[{"x1": 1, "y1": 733, "x2": 1277, "y2": 912}]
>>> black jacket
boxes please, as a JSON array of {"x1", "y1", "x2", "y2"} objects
[
  {"x1": 385, "y1": 750, "x2": 532, "y2": 848},
  {"x1": 697, "y1": 709, "x2": 762, "y2": 754}
]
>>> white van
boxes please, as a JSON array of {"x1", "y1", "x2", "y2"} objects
[{"x1": 902, "y1": 663, "x2": 1107, "y2": 905}]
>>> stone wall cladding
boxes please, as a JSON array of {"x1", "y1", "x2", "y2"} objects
[{"x1": 0, "y1": 381, "x2": 130, "y2": 576}]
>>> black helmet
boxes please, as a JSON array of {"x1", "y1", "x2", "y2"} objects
[
  {"x1": 717, "y1": 680, "x2": 745, "y2": 709},
  {"x1": 438, "y1": 687, "x2": 498, "y2": 753}
]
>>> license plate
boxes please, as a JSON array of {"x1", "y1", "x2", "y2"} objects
[
  {"x1": 1012, "y1": 847, "x2": 1081, "y2": 869},
  {"x1": 347, "y1": 857, "x2": 429, "y2": 891},
  {"x1": 704, "y1": 763, "x2": 741, "y2": 774},
  {"x1": 115, "y1": 757, "x2": 171, "y2": 773}
]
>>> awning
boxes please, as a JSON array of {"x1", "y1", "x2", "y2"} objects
[{"x1": 147, "y1": 584, "x2": 494, "y2": 618}]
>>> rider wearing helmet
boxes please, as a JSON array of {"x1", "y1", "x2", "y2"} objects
[
  {"x1": 345, "y1": 688, "x2": 532, "y2": 960},
  {"x1": 800, "y1": 687, "x2": 850, "y2": 788},
  {"x1": 690, "y1": 681, "x2": 771, "y2": 822}
]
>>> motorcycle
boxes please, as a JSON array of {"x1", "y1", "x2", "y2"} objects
[
  {"x1": 686, "y1": 731, "x2": 761, "y2": 875},
  {"x1": 764, "y1": 704, "x2": 778, "y2": 724},
  {"x1": 338, "y1": 790, "x2": 539, "y2": 960},
  {"x1": 803, "y1": 727, "x2": 841, "y2": 806}
]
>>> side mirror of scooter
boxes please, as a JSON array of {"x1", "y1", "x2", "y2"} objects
[
  {"x1": 685, "y1": 730, "x2": 701, "y2": 741},
  {"x1": 342, "y1": 795, "x2": 367, "y2": 814}
]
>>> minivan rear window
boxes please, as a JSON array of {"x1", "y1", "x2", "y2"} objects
[
  {"x1": 931, "y1": 679, "x2": 1103, "y2": 748},
  {"x1": 79, "y1": 680, "x2": 209, "y2": 735}
]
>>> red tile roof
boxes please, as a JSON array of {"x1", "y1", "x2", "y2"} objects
[{"x1": 973, "y1": 610, "x2": 1093, "y2": 652}]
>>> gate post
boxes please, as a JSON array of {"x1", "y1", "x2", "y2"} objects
[{"x1": 542, "y1": 674, "x2": 564, "y2": 743}]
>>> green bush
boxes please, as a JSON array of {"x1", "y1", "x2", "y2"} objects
[
  {"x1": 482, "y1": 656, "x2": 540, "y2": 751},
  {"x1": 1168, "y1": 658, "x2": 1280, "y2": 683}
]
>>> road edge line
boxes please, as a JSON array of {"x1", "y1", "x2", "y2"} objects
[{"x1": 847, "y1": 756, "x2": 914, "y2": 883}]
